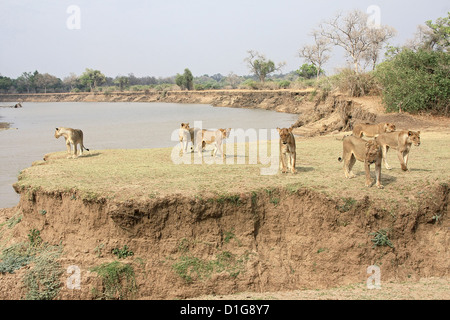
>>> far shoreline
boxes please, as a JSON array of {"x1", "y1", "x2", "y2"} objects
[{"x1": 0, "y1": 89, "x2": 314, "y2": 114}]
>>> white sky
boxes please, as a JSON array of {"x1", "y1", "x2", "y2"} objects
[{"x1": 0, "y1": 0, "x2": 448, "y2": 79}]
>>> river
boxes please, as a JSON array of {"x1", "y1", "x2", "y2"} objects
[{"x1": 0, "y1": 102, "x2": 298, "y2": 208}]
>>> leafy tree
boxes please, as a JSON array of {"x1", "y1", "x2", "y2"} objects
[
  {"x1": 16, "y1": 71, "x2": 38, "y2": 93},
  {"x1": 114, "y1": 76, "x2": 129, "y2": 91},
  {"x1": 297, "y1": 64, "x2": 323, "y2": 79},
  {"x1": 374, "y1": 48, "x2": 449, "y2": 115},
  {"x1": 244, "y1": 50, "x2": 285, "y2": 82},
  {"x1": 408, "y1": 12, "x2": 450, "y2": 52},
  {"x1": 0, "y1": 76, "x2": 13, "y2": 93},
  {"x1": 79, "y1": 68, "x2": 106, "y2": 91},
  {"x1": 175, "y1": 68, "x2": 194, "y2": 90}
]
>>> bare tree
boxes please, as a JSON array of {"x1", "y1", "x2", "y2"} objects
[
  {"x1": 63, "y1": 73, "x2": 79, "y2": 91},
  {"x1": 244, "y1": 50, "x2": 285, "y2": 82},
  {"x1": 298, "y1": 30, "x2": 331, "y2": 78},
  {"x1": 319, "y1": 9, "x2": 396, "y2": 73},
  {"x1": 363, "y1": 26, "x2": 397, "y2": 70},
  {"x1": 226, "y1": 72, "x2": 240, "y2": 89}
]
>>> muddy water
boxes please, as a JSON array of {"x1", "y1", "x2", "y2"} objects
[{"x1": 0, "y1": 102, "x2": 298, "y2": 208}]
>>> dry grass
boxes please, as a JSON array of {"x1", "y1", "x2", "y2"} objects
[{"x1": 15, "y1": 131, "x2": 450, "y2": 203}]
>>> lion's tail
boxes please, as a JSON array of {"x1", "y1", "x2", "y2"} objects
[{"x1": 338, "y1": 157, "x2": 343, "y2": 162}]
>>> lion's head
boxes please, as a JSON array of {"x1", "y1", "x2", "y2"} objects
[
  {"x1": 277, "y1": 127, "x2": 293, "y2": 145},
  {"x1": 384, "y1": 123, "x2": 396, "y2": 133},
  {"x1": 219, "y1": 128, "x2": 231, "y2": 139},
  {"x1": 407, "y1": 131, "x2": 421, "y2": 146},
  {"x1": 365, "y1": 140, "x2": 381, "y2": 164}
]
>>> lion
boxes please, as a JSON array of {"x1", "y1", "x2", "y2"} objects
[
  {"x1": 338, "y1": 135, "x2": 383, "y2": 189},
  {"x1": 54, "y1": 127, "x2": 89, "y2": 159},
  {"x1": 376, "y1": 130, "x2": 421, "y2": 171},
  {"x1": 179, "y1": 123, "x2": 204, "y2": 154},
  {"x1": 277, "y1": 127, "x2": 296, "y2": 174},
  {"x1": 196, "y1": 128, "x2": 231, "y2": 159},
  {"x1": 352, "y1": 122, "x2": 396, "y2": 138}
]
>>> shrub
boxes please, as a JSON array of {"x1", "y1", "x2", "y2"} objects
[
  {"x1": 374, "y1": 49, "x2": 449, "y2": 115},
  {"x1": 239, "y1": 79, "x2": 260, "y2": 90},
  {"x1": 334, "y1": 69, "x2": 380, "y2": 97},
  {"x1": 278, "y1": 80, "x2": 291, "y2": 89},
  {"x1": 91, "y1": 261, "x2": 137, "y2": 300},
  {"x1": 23, "y1": 244, "x2": 63, "y2": 300},
  {"x1": 370, "y1": 229, "x2": 394, "y2": 248}
]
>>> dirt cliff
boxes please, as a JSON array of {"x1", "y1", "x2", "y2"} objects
[{"x1": 0, "y1": 181, "x2": 447, "y2": 300}]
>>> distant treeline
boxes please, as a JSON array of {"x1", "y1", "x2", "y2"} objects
[{"x1": 0, "y1": 69, "x2": 307, "y2": 94}]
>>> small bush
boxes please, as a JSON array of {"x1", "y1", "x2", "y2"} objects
[
  {"x1": 23, "y1": 244, "x2": 64, "y2": 300},
  {"x1": 0, "y1": 242, "x2": 34, "y2": 274},
  {"x1": 370, "y1": 229, "x2": 394, "y2": 248},
  {"x1": 278, "y1": 80, "x2": 291, "y2": 89},
  {"x1": 239, "y1": 79, "x2": 260, "y2": 90},
  {"x1": 91, "y1": 261, "x2": 137, "y2": 300},
  {"x1": 111, "y1": 245, "x2": 134, "y2": 259}
]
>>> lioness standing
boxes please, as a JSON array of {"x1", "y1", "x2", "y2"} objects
[
  {"x1": 376, "y1": 130, "x2": 421, "y2": 171},
  {"x1": 277, "y1": 127, "x2": 296, "y2": 174},
  {"x1": 54, "y1": 127, "x2": 90, "y2": 158},
  {"x1": 352, "y1": 122, "x2": 396, "y2": 138},
  {"x1": 179, "y1": 123, "x2": 203, "y2": 154},
  {"x1": 196, "y1": 128, "x2": 231, "y2": 159},
  {"x1": 338, "y1": 135, "x2": 383, "y2": 189}
]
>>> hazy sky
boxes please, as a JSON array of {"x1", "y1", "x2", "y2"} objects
[{"x1": 0, "y1": 0, "x2": 448, "y2": 79}]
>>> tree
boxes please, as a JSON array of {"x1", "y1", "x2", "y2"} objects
[
  {"x1": 298, "y1": 31, "x2": 331, "y2": 78},
  {"x1": 319, "y1": 9, "x2": 396, "y2": 72},
  {"x1": 363, "y1": 26, "x2": 397, "y2": 70},
  {"x1": 63, "y1": 73, "x2": 79, "y2": 92},
  {"x1": 79, "y1": 68, "x2": 106, "y2": 91},
  {"x1": 296, "y1": 64, "x2": 323, "y2": 79},
  {"x1": 244, "y1": 50, "x2": 285, "y2": 82},
  {"x1": 175, "y1": 68, "x2": 194, "y2": 90},
  {"x1": 114, "y1": 76, "x2": 129, "y2": 91},
  {"x1": 0, "y1": 76, "x2": 13, "y2": 93},
  {"x1": 16, "y1": 71, "x2": 38, "y2": 93},
  {"x1": 226, "y1": 72, "x2": 240, "y2": 89},
  {"x1": 407, "y1": 12, "x2": 449, "y2": 52},
  {"x1": 35, "y1": 73, "x2": 61, "y2": 93}
]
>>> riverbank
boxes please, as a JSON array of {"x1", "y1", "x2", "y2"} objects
[
  {"x1": 0, "y1": 132, "x2": 448, "y2": 300},
  {"x1": 0, "y1": 90, "x2": 315, "y2": 114}
]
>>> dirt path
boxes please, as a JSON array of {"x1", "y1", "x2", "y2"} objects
[{"x1": 193, "y1": 277, "x2": 449, "y2": 300}]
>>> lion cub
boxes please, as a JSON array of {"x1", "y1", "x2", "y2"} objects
[
  {"x1": 277, "y1": 127, "x2": 296, "y2": 174},
  {"x1": 353, "y1": 122, "x2": 396, "y2": 138},
  {"x1": 54, "y1": 127, "x2": 90, "y2": 159},
  {"x1": 338, "y1": 135, "x2": 383, "y2": 189}
]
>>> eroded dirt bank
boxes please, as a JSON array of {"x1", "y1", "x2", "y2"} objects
[
  {"x1": 0, "y1": 90, "x2": 314, "y2": 114},
  {"x1": 0, "y1": 183, "x2": 447, "y2": 300}
]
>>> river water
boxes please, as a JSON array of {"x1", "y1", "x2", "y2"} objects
[{"x1": 0, "y1": 102, "x2": 298, "y2": 208}]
